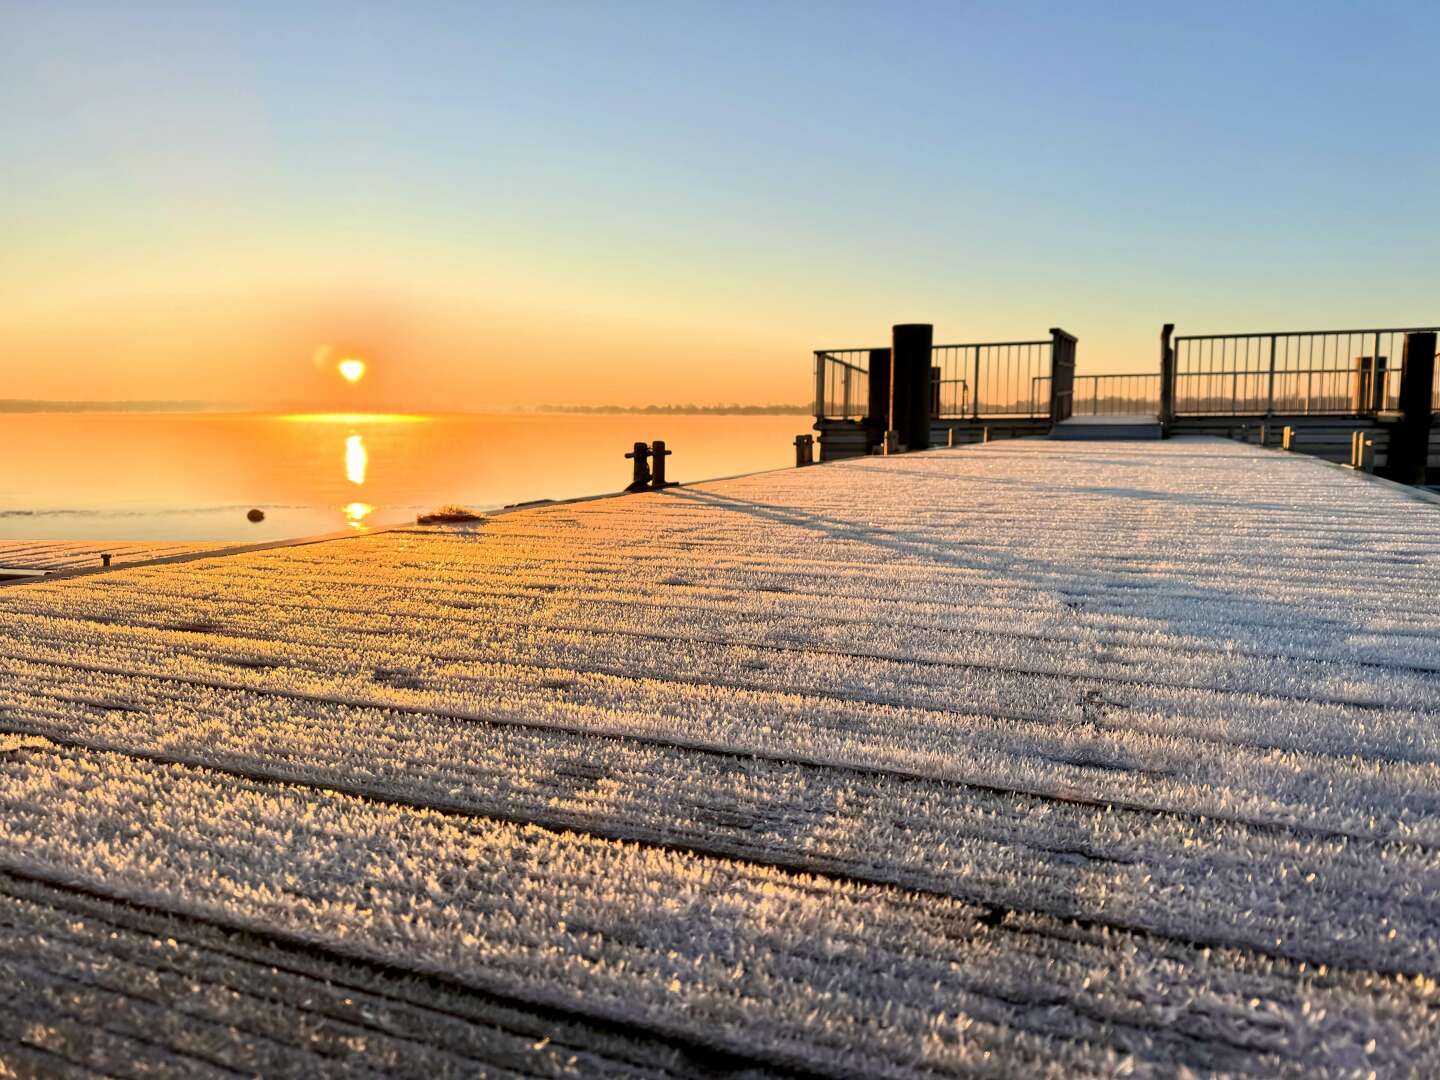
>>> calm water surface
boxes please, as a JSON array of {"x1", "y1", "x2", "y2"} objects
[{"x1": 0, "y1": 412, "x2": 810, "y2": 542}]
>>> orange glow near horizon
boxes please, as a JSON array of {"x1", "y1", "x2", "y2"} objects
[{"x1": 338, "y1": 358, "x2": 367, "y2": 383}]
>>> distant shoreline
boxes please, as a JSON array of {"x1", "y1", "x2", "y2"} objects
[
  {"x1": 526, "y1": 404, "x2": 809, "y2": 416},
  {"x1": 1, "y1": 400, "x2": 811, "y2": 416},
  {"x1": 0, "y1": 399, "x2": 217, "y2": 414}
]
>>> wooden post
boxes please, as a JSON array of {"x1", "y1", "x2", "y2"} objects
[
  {"x1": 981, "y1": 425, "x2": 991, "y2": 444},
  {"x1": 101, "y1": 553, "x2": 112, "y2": 568},
  {"x1": 793, "y1": 434, "x2": 814, "y2": 467},
  {"x1": 1388, "y1": 331, "x2": 1436, "y2": 484},
  {"x1": 866, "y1": 348, "x2": 891, "y2": 453},
  {"x1": 650, "y1": 441, "x2": 677, "y2": 489},
  {"x1": 947, "y1": 427, "x2": 957, "y2": 448},
  {"x1": 1349, "y1": 431, "x2": 1376, "y2": 472},
  {"x1": 1159, "y1": 324, "x2": 1176, "y2": 431},
  {"x1": 891, "y1": 323, "x2": 933, "y2": 451},
  {"x1": 1048, "y1": 328, "x2": 1077, "y2": 424},
  {"x1": 1282, "y1": 425, "x2": 1294, "y2": 451},
  {"x1": 1352, "y1": 356, "x2": 1388, "y2": 413},
  {"x1": 624, "y1": 442, "x2": 652, "y2": 491}
]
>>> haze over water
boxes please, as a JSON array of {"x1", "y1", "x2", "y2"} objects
[{"x1": 0, "y1": 412, "x2": 806, "y2": 542}]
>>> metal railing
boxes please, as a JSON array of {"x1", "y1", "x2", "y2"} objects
[
  {"x1": 1171, "y1": 327, "x2": 1440, "y2": 416},
  {"x1": 934, "y1": 340, "x2": 1052, "y2": 418},
  {"x1": 813, "y1": 349, "x2": 869, "y2": 420},
  {"x1": 1031, "y1": 373, "x2": 1161, "y2": 417},
  {"x1": 815, "y1": 339, "x2": 1053, "y2": 421}
]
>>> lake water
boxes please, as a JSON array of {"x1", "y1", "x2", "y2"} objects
[{"x1": 0, "y1": 412, "x2": 811, "y2": 542}]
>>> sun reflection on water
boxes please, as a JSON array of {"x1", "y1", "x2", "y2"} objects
[
  {"x1": 345, "y1": 434, "x2": 368, "y2": 486},
  {"x1": 343, "y1": 501, "x2": 375, "y2": 530}
]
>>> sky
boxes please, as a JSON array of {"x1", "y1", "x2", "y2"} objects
[{"x1": 2, "y1": 1, "x2": 1437, "y2": 410}]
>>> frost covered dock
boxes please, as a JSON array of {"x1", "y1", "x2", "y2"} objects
[
  {"x1": 0, "y1": 541, "x2": 218, "y2": 577},
  {"x1": 1, "y1": 437, "x2": 1439, "y2": 1076}
]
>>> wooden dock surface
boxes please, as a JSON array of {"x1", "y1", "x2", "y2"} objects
[
  {"x1": 1, "y1": 437, "x2": 1438, "y2": 1076},
  {"x1": 0, "y1": 541, "x2": 221, "y2": 573}
]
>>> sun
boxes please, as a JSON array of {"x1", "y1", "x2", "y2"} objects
[{"x1": 338, "y1": 358, "x2": 366, "y2": 383}]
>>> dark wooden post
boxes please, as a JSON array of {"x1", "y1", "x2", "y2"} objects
[
  {"x1": 793, "y1": 434, "x2": 814, "y2": 467},
  {"x1": 624, "y1": 442, "x2": 652, "y2": 491},
  {"x1": 891, "y1": 323, "x2": 933, "y2": 451},
  {"x1": 101, "y1": 553, "x2": 112, "y2": 568},
  {"x1": 865, "y1": 348, "x2": 891, "y2": 452},
  {"x1": 650, "y1": 441, "x2": 677, "y2": 489},
  {"x1": 1048, "y1": 328, "x2": 1077, "y2": 424},
  {"x1": 1352, "y1": 356, "x2": 1388, "y2": 413},
  {"x1": 1159, "y1": 324, "x2": 1176, "y2": 431},
  {"x1": 1388, "y1": 331, "x2": 1436, "y2": 484}
]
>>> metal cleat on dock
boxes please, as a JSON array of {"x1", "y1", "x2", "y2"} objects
[
  {"x1": 625, "y1": 440, "x2": 679, "y2": 491},
  {"x1": 624, "y1": 441, "x2": 653, "y2": 491}
]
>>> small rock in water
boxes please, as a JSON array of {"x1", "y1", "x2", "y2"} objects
[{"x1": 247, "y1": 508, "x2": 265, "y2": 523}]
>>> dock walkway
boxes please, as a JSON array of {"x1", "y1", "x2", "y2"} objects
[
  {"x1": 0, "y1": 541, "x2": 219, "y2": 575},
  {"x1": 1, "y1": 437, "x2": 1438, "y2": 1076}
]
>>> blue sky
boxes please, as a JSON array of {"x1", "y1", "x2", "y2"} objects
[{"x1": 2, "y1": 1, "x2": 1436, "y2": 404}]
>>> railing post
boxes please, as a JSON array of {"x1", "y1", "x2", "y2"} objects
[
  {"x1": 1389, "y1": 331, "x2": 1436, "y2": 484},
  {"x1": 1265, "y1": 334, "x2": 1277, "y2": 416},
  {"x1": 971, "y1": 347, "x2": 982, "y2": 419},
  {"x1": 1159, "y1": 324, "x2": 1176, "y2": 432},
  {"x1": 1374, "y1": 332, "x2": 1384, "y2": 407},
  {"x1": 891, "y1": 323, "x2": 933, "y2": 451},
  {"x1": 1048, "y1": 328, "x2": 1077, "y2": 425},
  {"x1": 813, "y1": 352, "x2": 826, "y2": 420}
]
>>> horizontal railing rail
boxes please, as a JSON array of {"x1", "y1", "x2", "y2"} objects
[{"x1": 1171, "y1": 327, "x2": 1440, "y2": 417}]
